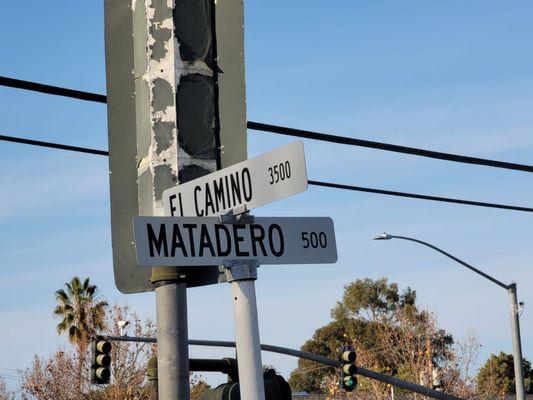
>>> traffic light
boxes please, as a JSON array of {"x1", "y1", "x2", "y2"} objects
[
  {"x1": 91, "y1": 338, "x2": 112, "y2": 384},
  {"x1": 339, "y1": 347, "x2": 357, "y2": 392},
  {"x1": 198, "y1": 369, "x2": 291, "y2": 400}
]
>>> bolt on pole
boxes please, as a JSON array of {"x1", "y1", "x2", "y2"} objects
[{"x1": 508, "y1": 284, "x2": 526, "y2": 400}]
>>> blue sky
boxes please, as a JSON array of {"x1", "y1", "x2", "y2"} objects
[{"x1": 1, "y1": 0, "x2": 533, "y2": 389}]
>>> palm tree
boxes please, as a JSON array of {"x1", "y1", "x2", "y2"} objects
[{"x1": 54, "y1": 276, "x2": 108, "y2": 349}]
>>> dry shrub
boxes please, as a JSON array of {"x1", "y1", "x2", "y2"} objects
[{"x1": 20, "y1": 304, "x2": 155, "y2": 400}]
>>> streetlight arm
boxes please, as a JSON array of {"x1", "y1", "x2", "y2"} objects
[{"x1": 390, "y1": 235, "x2": 509, "y2": 290}]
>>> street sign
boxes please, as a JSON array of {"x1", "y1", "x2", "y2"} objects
[
  {"x1": 133, "y1": 216, "x2": 337, "y2": 266},
  {"x1": 162, "y1": 141, "x2": 307, "y2": 217}
]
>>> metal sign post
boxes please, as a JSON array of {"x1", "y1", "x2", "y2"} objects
[
  {"x1": 225, "y1": 260, "x2": 265, "y2": 400},
  {"x1": 222, "y1": 213, "x2": 265, "y2": 400}
]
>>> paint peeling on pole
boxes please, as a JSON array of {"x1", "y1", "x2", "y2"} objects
[{"x1": 138, "y1": 0, "x2": 219, "y2": 217}]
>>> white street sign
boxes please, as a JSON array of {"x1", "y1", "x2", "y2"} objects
[
  {"x1": 133, "y1": 216, "x2": 337, "y2": 266},
  {"x1": 162, "y1": 141, "x2": 307, "y2": 217}
]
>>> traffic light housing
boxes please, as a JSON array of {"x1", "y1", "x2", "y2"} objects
[
  {"x1": 339, "y1": 347, "x2": 357, "y2": 392},
  {"x1": 198, "y1": 369, "x2": 291, "y2": 400},
  {"x1": 91, "y1": 338, "x2": 112, "y2": 384}
]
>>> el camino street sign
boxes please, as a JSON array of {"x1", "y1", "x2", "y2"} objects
[
  {"x1": 133, "y1": 216, "x2": 337, "y2": 266},
  {"x1": 162, "y1": 141, "x2": 307, "y2": 217}
]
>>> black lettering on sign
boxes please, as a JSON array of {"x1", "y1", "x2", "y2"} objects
[
  {"x1": 147, "y1": 223, "x2": 168, "y2": 257},
  {"x1": 215, "y1": 224, "x2": 231, "y2": 256},
  {"x1": 183, "y1": 224, "x2": 197, "y2": 257},
  {"x1": 268, "y1": 224, "x2": 284, "y2": 257},
  {"x1": 268, "y1": 161, "x2": 292, "y2": 185},
  {"x1": 213, "y1": 177, "x2": 226, "y2": 212},
  {"x1": 171, "y1": 224, "x2": 187, "y2": 257},
  {"x1": 199, "y1": 224, "x2": 215, "y2": 257},
  {"x1": 204, "y1": 186, "x2": 215, "y2": 216},
  {"x1": 168, "y1": 193, "x2": 184, "y2": 217},
  {"x1": 242, "y1": 168, "x2": 253, "y2": 202},
  {"x1": 230, "y1": 172, "x2": 242, "y2": 206},
  {"x1": 224, "y1": 176, "x2": 231, "y2": 208},
  {"x1": 250, "y1": 224, "x2": 267, "y2": 257},
  {"x1": 194, "y1": 187, "x2": 203, "y2": 216},
  {"x1": 233, "y1": 224, "x2": 249, "y2": 257},
  {"x1": 169, "y1": 195, "x2": 177, "y2": 216}
]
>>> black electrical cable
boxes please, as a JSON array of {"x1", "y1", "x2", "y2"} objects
[
  {"x1": 0, "y1": 76, "x2": 107, "y2": 103},
  {"x1": 0, "y1": 132, "x2": 531, "y2": 213},
  {"x1": 248, "y1": 122, "x2": 533, "y2": 173},
  {"x1": 1, "y1": 75, "x2": 533, "y2": 174},
  {"x1": 308, "y1": 180, "x2": 533, "y2": 213},
  {"x1": 0, "y1": 134, "x2": 108, "y2": 156}
]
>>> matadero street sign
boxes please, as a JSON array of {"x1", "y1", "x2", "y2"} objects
[
  {"x1": 133, "y1": 216, "x2": 337, "y2": 267},
  {"x1": 162, "y1": 141, "x2": 307, "y2": 217}
]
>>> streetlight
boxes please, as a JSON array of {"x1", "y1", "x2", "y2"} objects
[{"x1": 373, "y1": 233, "x2": 526, "y2": 400}]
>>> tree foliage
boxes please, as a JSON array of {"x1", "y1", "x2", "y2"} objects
[
  {"x1": 0, "y1": 377, "x2": 14, "y2": 400},
  {"x1": 53, "y1": 276, "x2": 107, "y2": 350},
  {"x1": 20, "y1": 276, "x2": 219, "y2": 399},
  {"x1": 288, "y1": 277, "x2": 471, "y2": 398},
  {"x1": 190, "y1": 376, "x2": 211, "y2": 400},
  {"x1": 477, "y1": 352, "x2": 533, "y2": 399}
]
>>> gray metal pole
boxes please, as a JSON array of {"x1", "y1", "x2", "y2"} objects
[
  {"x1": 147, "y1": 355, "x2": 158, "y2": 400},
  {"x1": 226, "y1": 262, "x2": 266, "y2": 400},
  {"x1": 508, "y1": 283, "x2": 526, "y2": 400},
  {"x1": 155, "y1": 281, "x2": 190, "y2": 400}
]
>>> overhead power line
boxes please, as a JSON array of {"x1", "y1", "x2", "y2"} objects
[
  {"x1": 1, "y1": 75, "x2": 533, "y2": 174},
  {"x1": 0, "y1": 132, "x2": 531, "y2": 214},
  {"x1": 0, "y1": 76, "x2": 106, "y2": 103},
  {"x1": 247, "y1": 122, "x2": 533, "y2": 173},
  {"x1": 308, "y1": 180, "x2": 533, "y2": 213},
  {"x1": 0, "y1": 134, "x2": 108, "y2": 156}
]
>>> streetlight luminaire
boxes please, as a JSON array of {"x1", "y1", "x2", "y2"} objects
[{"x1": 372, "y1": 233, "x2": 392, "y2": 240}]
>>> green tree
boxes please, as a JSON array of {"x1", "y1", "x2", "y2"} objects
[
  {"x1": 477, "y1": 352, "x2": 533, "y2": 399},
  {"x1": 53, "y1": 276, "x2": 108, "y2": 394},
  {"x1": 288, "y1": 278, "x2": 454, "y2": 395},
  {"x1": 53, "y1": 276, "x2": 108, "y2": 350}
]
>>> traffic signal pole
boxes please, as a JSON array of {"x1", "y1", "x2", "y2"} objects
[
  {"x1": 104, "y1": 335, "x2": 465, "y2": 400},
  {"x1": 103, "y1": 0, "x2": 253, "y2": 396}
]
